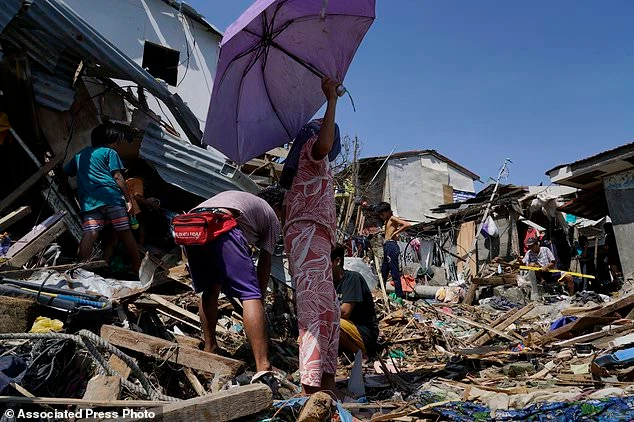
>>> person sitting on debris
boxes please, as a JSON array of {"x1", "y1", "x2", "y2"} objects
[
  {"x1": 282, "y1": 77, "x2": 341, "y2": 396},
  {"x1": 523, "y1": 237, "x2": 575, "y2": 295},
  {"x1": 331, "y1": 244, "x2": 379, "y2": 359},
  {"x1": 183, "y1": 188, "x2": 284, "y2": 384},
  {"x1": 63, "y1": 123, "x2": 141, "y2": 273},
  {"x1": 377, "y1": 202, "x2": 411, "y2": 300}
]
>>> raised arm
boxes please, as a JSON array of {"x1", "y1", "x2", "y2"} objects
[
  {"x1": 312, "y1": 78, "x2": 339, "y2": 160},
  {"x1": 391, "y1": 215, "x2": 412, "y2": 237}
]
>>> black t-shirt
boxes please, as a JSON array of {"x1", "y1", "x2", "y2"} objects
[{"x1": 335, "y1": 270, "x2": 379, "y2": 340}]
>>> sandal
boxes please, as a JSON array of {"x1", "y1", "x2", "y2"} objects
[{"x1": 251, "y1": 370, "x2": 300, "y2": 399}]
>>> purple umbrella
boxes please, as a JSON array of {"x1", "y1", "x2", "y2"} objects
[{"x1": 202, "y1": 0, "x2": 375, "y2": 165}]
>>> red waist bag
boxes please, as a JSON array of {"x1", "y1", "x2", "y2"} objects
[{"x1": 172, "y1": 210, "x2": 237, "y2": 246}]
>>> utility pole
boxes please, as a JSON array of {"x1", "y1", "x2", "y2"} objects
[{"x1": 462, "y1": 158, "x2": 512, "y2": 278}]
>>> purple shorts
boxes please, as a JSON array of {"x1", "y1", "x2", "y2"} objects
[{"x1": 184, "y1": 228, "x2": 261, "y2": 301}]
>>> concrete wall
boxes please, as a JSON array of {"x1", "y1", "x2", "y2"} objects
[
  {"x1": 64, "y1": 0, "x2": 221, "y2": 136},
  {"x1": 385, "y1": 155, "x2": 476, "y2": 222},
  {"x1": 603, "y1": 169, "x2": 634, "y2": 279}
]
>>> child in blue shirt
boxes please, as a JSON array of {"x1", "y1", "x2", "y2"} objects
[{"x1": 64, "y1": 123, "x2": 140, "y2": 272}]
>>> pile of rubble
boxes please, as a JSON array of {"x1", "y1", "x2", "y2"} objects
[{"x1": 3, "y1": 204, "x2": 634, "y2": 421}]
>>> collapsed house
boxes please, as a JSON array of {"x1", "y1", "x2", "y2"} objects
[
  {"x1": 0, "y1": 0, "x2": 261, "y2": 263},
  {"x1": 3, "y1": 2, "x2": 634, "y2": 421},
  {"x1": 548, "y1": 141, "x2": 634, "y2": 282}
]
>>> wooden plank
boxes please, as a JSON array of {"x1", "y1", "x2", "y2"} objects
[
  {"x1": 539, "y1": 316, "x2": 619, "y2": 345},
  {"x1": 473, "y1": 303, "x2": 535, "y2": 347},
  {"x1": 0, "y1": 154, "x2": 64, "y2": 214},
  {"x1": 463, "y1": 283, "x2": 477, "y2": 306},
  {"x1": 471, "y1": 276, "x2": 519, "y2": 286},
  {"x1": 441, "y1": 310, "x2": 524, "y2": 343},
  {"x1": 442, "y1": 184, "x2": 454, "y2": 204},
  {"x1": 82, "y1": 375, "x2": 121, "y2": 401},
  {"x1": 9, "y1": 383, "x2": 54, "y2": 411},
  {"x1": 0, "y1": 396, "x2": 165, "y2": 407},
  {"x1": 135, "y1": 296, "x2": 228, "y2": 335},
  {"x1": 108, "y1": 354, "x2": 132, "y2": 379},
  {"x1": 266, "y1": 147, "x2": 289, "y2": 159},
  {"x1": 156, "y1": 308, "x2": 201, "y2": 332},
  {"x1": 551, "y1": 325, "x2": 634, "y2": 348},
  {"x1": 156, "y1": 384, "x2": 271, "y2": 422},
  {"x1": 5, "y1": 212, "x2": 65, "y2": 258},
  {"x1": 467, "y1": 307, "x2": 520, "y2": 344},
  {"x1": 6, "y1": 219, "x2": 67, "y2": 267},
  {"x1": 0, "y1": 295, "x2": 37, "y2": 333},
  {"x1": 588, "y1": 294, "x2": 634, "y2": 318},
  {"x1": 148, "y1": 294, "x2": 200, "y2": 323},
  {"x1": 243, "y1": 158, "x2": 283, "y2": 173},
  {"x1": 0, "y1": 206, "x2": 31, "y2": 232},
  {"x1": 374, "y1": 255, "x2": 391, "y2": 311},
  {"x1": 174, "y1": 334, "x2": 203, "y2": 350},
  {"x1": 100, "y1": 325, "x2": 243, "y2": 377},
  {"x1": 184, "y1": 368, "x2": 207, "y2": 396},
  {"x1": 0, "y1": 260, "x2": 107, "y2": 278},
  {"x1": 561, "y1": 305, "x2": 603, "y2": 316}
]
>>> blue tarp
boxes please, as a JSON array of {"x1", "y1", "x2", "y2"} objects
[{"x1": 430, "y1": 395, "x2": 634, "y2": 421}]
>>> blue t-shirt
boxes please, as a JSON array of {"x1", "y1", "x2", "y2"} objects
[{"x1": 64, "y1": 146, "x2": 126, "y2": 213}]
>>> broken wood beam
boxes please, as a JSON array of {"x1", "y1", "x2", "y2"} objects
[
  {"x1": 552, "y1": 324, "x2": 634, "y2": 348},
  {"x1": 0, "y1": 296, "x2": 37, "y2": 333},
  {"x1": 9, "y1": 383, "x2": 54, "y2": 411},
  {"x1": 157, "y1": 384, "x2": 271, "y2": 422},
  {"x1": 472, "y1": 303, "x2": 535, "y2": 347},
  {"x1": 463, "y1": 283, "x2": 478, "y2": 306},
  {"x1": 82, "y1": 375, "x2": 121, "y2": 402},
  {"x1": 588, "y1": 293, "x2": 634, "y2": 318},
  {"x1": 441, "y1": 309, "x2": 525, "y2": 343},
  {"x1": 0, "y1": 155, "x2": 64, "y2": 214},
  {"x1": 4, "y1": 212, "x2": 67, "y2": 268},
  {"x1": 5, "y1": 219, "x2": 67, "y2": 268},
  {"x1": 174, "y1": 334, "x2": 203, "y2": 350},
  {"x1": 0, "y1": 396, "x2": 165, "y2": 407},
  {"x1": 147, "y1": 294, "x2": 200, "y2": 323},
  {"x1": 467, "y1": 307, "x2": 519, "y2": 343},
  {"x1": 0, "y1": 206, "x2": 31, "y2": 232},
  {"x1": 100, "y1": 325, "x2": 243, "y2": 377},
  {"x1": 539, "y1": 316, "x2": 619, "y2": 345},
  {"x1": 0, "y1": 260, "x2": 107, "y2": 278},
  {"x1": 108, "y1": 354, "x2": 132, "y2": 379},
  {"x1": 184, "y1": 368, "x2": 207, "y2": 397}
]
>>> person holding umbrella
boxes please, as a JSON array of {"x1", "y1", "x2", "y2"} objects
[{"x1": 282, "y1": 77, "x2": 342, "y2": 396}]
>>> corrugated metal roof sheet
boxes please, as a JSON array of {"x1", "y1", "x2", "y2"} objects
[
  {"x1": 31, "y1": 67, "x2": 76, "y2": 111},
  {"x1": 546, "y1": 142, "x2": 634, "y2": 175},
  {"x1": 0, "y1": 0, "x2": 202, "y2": 145},
  {"x1": 140, "y1": 123, "x2": 260, "y2": 198},
  {"x1": 0, "y1": 0, "x2": 21, "y2": 33}
]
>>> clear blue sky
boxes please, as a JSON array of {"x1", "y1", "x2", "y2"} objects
[{"x1": 189, "y1": 0, "x2": 634, "y2": 187}]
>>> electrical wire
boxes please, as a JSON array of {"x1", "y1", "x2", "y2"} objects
[{"x1": 176, "y1": 14, "x2": 196, "y2": 88}]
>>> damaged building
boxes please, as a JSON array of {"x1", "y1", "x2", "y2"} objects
[
  {"x1": 548, "y1": 141, "x2": 634, "y2": 282},
  {"x1": 0, "y1": 0, "x2": 259, "y2": 265}
]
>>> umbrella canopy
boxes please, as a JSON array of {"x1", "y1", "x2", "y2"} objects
[{"x1": 203, "y1": 0, "x2": 375, "y2": 164}]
